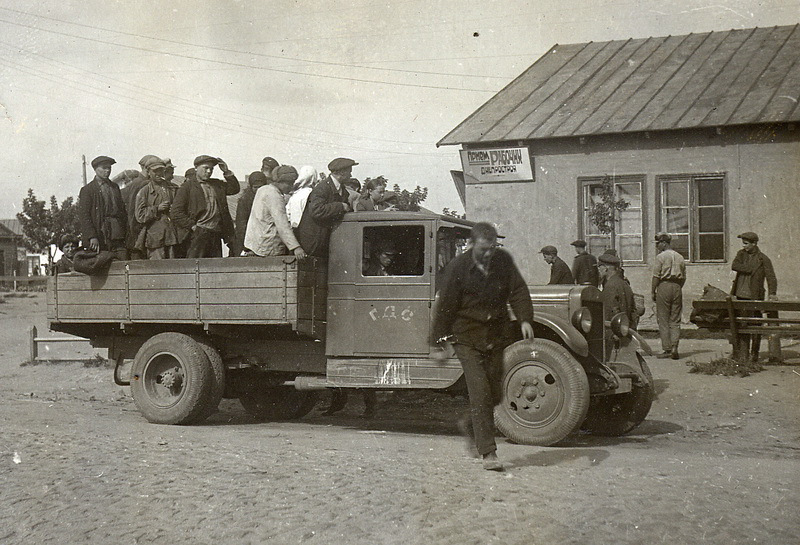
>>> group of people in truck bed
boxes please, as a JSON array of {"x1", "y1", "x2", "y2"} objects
[{"x1": 56, "y1": 154, "x2": 399, "y2": 274}]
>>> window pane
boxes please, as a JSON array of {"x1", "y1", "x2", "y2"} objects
[
  {"x1": 666, "y1": 208, "x2": 689, "y2": 232},
  {"x1": 669, "y1": 234, "x2": 689, "y2": 259},
  {"x1": 664, "y1": 181, "x2": 688, "y2": 206},
  {"x1": 619, "y1": 236, "x2": 643, "y2": 261},
  {"x1": 616, "y1": 182, "x2": 641, "y2": 208},
  {"x1": 618, "y1": 208, "x2": 642, "y2": 234},
  {"x1": 587, "y1": 237, "x2": 609, "y2": 256},
  {"x1": 586, "y1": 185, "x2": 603, "y2": 207},
  {"x1": 698, "y1": 207, "x2": 724, "y2": 232},
  {"x1": 363, "y1": 225, "x2": 425, "y2": 276},
  {"x1": 698, "y1": 234, "x2": 725, "y2": 260},
  {"x1": 697, "y1": 178, "x2": 723, "y2": 206}
]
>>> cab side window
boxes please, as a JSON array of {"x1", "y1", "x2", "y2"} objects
[{"x1": 362, "y1": 225, "x2": 425, "y2": 277}]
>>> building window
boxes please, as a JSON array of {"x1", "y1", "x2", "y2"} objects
[
  {"x1": 657, "y1": 174, "x2": 726, "y2": 262},
  {"x1": 579, "y1": 175, "x2": 644, "y2": 262}
]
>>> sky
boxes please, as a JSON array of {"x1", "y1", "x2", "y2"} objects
[{"x1": 0, "y1": 0, "x2": 798, "y2": 220}]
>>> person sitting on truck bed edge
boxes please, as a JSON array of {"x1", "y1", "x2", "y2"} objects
[
  {"x1": 52, "y1": 234, "x2": 79, "y2": 274},
  {"x1": 294, "y1": 157, "x2": 355, "y2": 258},
  {"x1": 78, "y1": 155, "x2": 128, "y2": 260},
  {"x1": 431, "y1": 222, "x2": 535, "y2": 471},
  {"x1": 171, "y1": 155, "x2": 240, "y2": 258},
  {"x1": 244, "y1": 167, "x2": 307, "y2": 259}
]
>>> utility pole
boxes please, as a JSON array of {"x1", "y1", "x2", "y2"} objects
[{"x1": 81, "y1": 155, "x2": 87, "y2": 186}]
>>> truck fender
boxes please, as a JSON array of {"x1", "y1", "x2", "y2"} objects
[
  {"x1": 533, "y1": 314, "x2": 589, "y2": 357},
  {"x1": 629, "y1": 329, "x2": 653, "y2": 356}
]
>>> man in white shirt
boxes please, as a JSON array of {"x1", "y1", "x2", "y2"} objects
[{"x1": 244, "y1": 166, "x2": 307, "y2": 259}]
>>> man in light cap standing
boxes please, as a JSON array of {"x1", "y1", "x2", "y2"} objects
[
  {"x1": 134, "y1": 158, "x2": 186, "y2": 259},
  {"x1": 78, "y1": 156, "x2": 128, "y2": 259},
  {"x1": 540, "y1": 245, "x2": 574, "y2": 284},
  {"x1": 172, "y1": 155, "x2": 240, "y2": 258},
  {"x1": 731, "y1": 231, "x2": 777, "y2": 362},
  {"x1": 295, "y1": 157, "x2": 355, "y2": 258},
  {"x1": 120, "y1": 154, "x2": 160, "y2": 259},
  {"x1": 652, "y1": 232, "x2": 686, "y2": 359},
  {"x1": 244, "y1": 166, "x2": 306, "y2": 259}
]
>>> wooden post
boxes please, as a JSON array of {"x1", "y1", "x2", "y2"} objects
[
  {"x1": 82, "y1": 155, "x2": 88, "y2": 186},
  {"x1": 725, "y1": 296, "x2": 741, "y2": 359},
  {"x1": 13, "y1": 270, "x2": 17, "y2": 292},
  {"x1": 29, "y1": 325, "x2": 38, "y2": 361}
]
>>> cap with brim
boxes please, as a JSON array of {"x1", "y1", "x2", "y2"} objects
[
  {"x1": 261, "y1": 156, "x2": 279, "y2": 171},
  {"x1": 249, "y1": 171, "x2": 268, "y2": 186},
  {"x1": 91, "y1": 156, "x2": 116, "y2": 169},
  {"x1": 194, "y1": 155, "x2": 220, "y2": 167},
  {"x1": 138, "y1": 154, "x2": 158, "y2": 167},
  {"x1": 143, "y1": 156, "x2": 166, "y2": 170},
  {"x1": 328, "y1": 157, "x2": 358, "y2": 172},
  {"x1": 539, "y1": 245, "x2": 557, "y2": 255},
  {"x1": 655, "y1": 232, "x2": 672, "y2": 243},
  {"x1": 598, "y1": 253, "x2": 620, "y2": 266},
  {"x1": 570, "y1": 239, "x2": 587, "y2": 247},
  {"x1": 737, "y1": 231, "x2": 759, "y2": 242},
  {"x1": 273, "y1": 165, "x2": 299, "y2": 183}
]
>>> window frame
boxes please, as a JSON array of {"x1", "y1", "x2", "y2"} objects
[
  {"x1": 577, "y1": 174, "x2": 646, "y2": 264},
  {"x1": 655, "y1": 173, "x2": 728, "y2": 263}
]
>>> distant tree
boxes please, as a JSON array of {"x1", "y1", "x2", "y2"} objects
[
  {"x1": 16, "y1": 189, "x2": 80, "y2": 267},
  {"x1": 442, "y1": 208, "x2": 466, "y2": 219},
  {"x1": 390, "y1": 183, "x2": 428, "y2": 212}
]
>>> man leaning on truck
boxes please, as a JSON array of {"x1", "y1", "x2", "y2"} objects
[
  {"x1": 431, "y1": 222, "x2": 535, "y2": 471},
  {"x1": 171, "y1": 155, "x2": 240, "y2": 258}
]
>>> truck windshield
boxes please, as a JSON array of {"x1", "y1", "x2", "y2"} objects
[{"x1": 436, "y1": 226, "x2": 470, "y2": 274}]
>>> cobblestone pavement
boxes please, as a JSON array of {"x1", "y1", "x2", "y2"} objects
[{"x1": 1, "y1": 293, "x2": 799, "y2": 544}]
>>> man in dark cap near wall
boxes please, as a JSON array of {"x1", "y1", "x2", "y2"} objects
[
  {"x1": 731, "y1": 231, "x2": 778, "y2": 362},
  {"x1": 78, "y1": 156, "x2": 128, "y2": 260},
  {"x1": 570, "y1": 239, "x2": 599, "y2": 287},
  {"x1": 540, "y1": 245, "x2": 574, "y2": 284},
  {"x1": 295, "y1": 157, "x2": 355, "y2": 258},
  {"x1": 652, "y1": 233, "x2": 686, "y2": 359},
  {"x1": 171, "y1": 155, "x2": 240, "y2": 258}
]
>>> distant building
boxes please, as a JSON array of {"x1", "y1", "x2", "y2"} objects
[
  {"x1": 439, "y1": 25, "x2": 800, "y2": 310},
  {"x1": 0, "y1": 219, "x2": 46, "y2": 276}
]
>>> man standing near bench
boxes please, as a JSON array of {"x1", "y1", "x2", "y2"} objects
[{"x1": 731, "y1": 231, "x2": 778, "y2": 362}]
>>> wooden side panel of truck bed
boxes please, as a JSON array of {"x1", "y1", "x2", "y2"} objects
[{"x1": 47, "y1": 257, "x2": 327, "y2": 337}]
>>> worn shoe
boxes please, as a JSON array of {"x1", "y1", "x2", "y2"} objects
[
  {"x1": 671, "y1": 350, "x2": 680, "y2": 360},
  {"x1": 656, "y1": 351, "x2": 672, "y2": 359},
  {"x1": 482, "y1": 452, "x2": 504, "y2": 471}
]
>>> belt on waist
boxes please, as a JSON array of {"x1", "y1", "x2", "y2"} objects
[{"x1": 659, "y1": 278, "x2": 683, "y2": 284}]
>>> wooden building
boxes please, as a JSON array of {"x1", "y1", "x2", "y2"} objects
[
  {"x1": 439, "y1": 25, "x2": 800, "y2": 311},
  {"x1": 0, "y1": 220, "x2": 22, "y2": 278}
]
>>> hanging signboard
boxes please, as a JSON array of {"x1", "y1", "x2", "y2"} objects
[{"x1": 459, "y1": 147, "x2": 533, "y2": 184}]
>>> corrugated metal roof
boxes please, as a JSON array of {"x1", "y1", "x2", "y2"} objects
[
  {"x1": 0, "y1": 219, "x2": 23, "y2": 237},
  {"x1": 438, "y1": 25, "x2": 800, "y2": 146}
]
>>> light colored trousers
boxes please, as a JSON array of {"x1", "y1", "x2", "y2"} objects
[{"x1": 656, "y1": 281, "x2": 683, "y2": 352}]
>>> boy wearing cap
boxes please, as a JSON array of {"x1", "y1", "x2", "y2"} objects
[
  {"x1": 540, "y1": 245, "x2": 574, "y2": 284},
  {"x1": 172, "y1": 156, "x2": 240, "y2": 258},
  {"x1": 364, "y1": 240, "x2": 399, "y2": 276},
  {"x1": 134, "y1": 159, "x2": 187, "y2": 259},
  {"x1": 652, "y1": 233, "x2": 686, "y2": 359},
  {"x1": 244, "y1": 166, "x2": 306, "y2": 259},
  {"x1": 731, "y1": 232, "x2": 777, "y2": 361},
  {"x1": 295, "y1": 157, "x2": 355, "y2": 258},
  {"x1": 78, "y1": 156, "x2": 128, "y2": 259},
  {"x1": 570, "y1": 240, "x2": 599, "y2": 287}
]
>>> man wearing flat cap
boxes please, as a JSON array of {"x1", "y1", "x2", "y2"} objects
[
  {"x1": 570, "y1": 239, "x2": 599, "y2": 287},
  {"x1": 134, "y1": 158, "x2": 187, "y2": 259},
  {"x1": 172, "y1": 155, "x2": 240, "y2": 258},
  {"x1": 731, "y1": 231, "x2": 777, "y2": 362},
  {"x1": 261, "y1": 156, "x2": 279, "y2": 180},
  {"x1": 652, "y1": 232, "x2": 686, "y2": 359},
  {"x1": 119, "y1": 154, "x2": 161, "y2": 259},
  {"x1": 598, "y1": 252, "x2": 636, "y2": 329},
  {"x1": 244, "y1": 166, "x2": 306, "y2": 259},
  {"x1": 78, "y1": 156, "x2": 128, "y2": 259},
  {"x1": 540, "y1": 245, "x2": 574, "y2": 285},
  {"x1": 295, "y1": 157, "x2": 356, "y2": 258}
]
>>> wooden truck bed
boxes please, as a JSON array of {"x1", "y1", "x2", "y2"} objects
[{"x1": 47, "y1": 257, "x2": 327, "y2": 338}]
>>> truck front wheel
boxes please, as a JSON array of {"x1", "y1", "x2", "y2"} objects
[
  {"x1": 581, "y1": 362, "x2": 654, "y2": 436},
  {"x1": 130, "y1": 333, "x2": 214, "y2": 425},
  {"x1": 494, "y1": 339, "x2": 590, "y2": 446}
]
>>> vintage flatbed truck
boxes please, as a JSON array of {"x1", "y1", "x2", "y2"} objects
[{"x1": 47, "y1": 211, "x2": 654, "y2": 446}]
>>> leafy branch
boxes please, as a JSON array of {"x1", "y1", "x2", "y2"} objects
[{"x1": 587, "y1": 176, "x2": 629, "y2": 235}]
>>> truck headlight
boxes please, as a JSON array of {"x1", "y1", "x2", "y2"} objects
[
  {"x1": 571, "y1": 307, "x2": 593, "y2": 334},
  {"x1": 609, "y1": 312, "x2": 630, "y2": 337}
]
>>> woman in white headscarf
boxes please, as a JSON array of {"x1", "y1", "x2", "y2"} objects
[{"x1": 286, "y1": 165, "x2": 319, "y2": 229}]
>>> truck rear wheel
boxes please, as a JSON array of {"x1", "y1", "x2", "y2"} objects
[
  {"x1": 192, "y1": 336, "x2": 226, "y2": 423},
  {"x1": 130, "y1": 332, "x2": 214, "y2": 425},
  {"x1": 494, "y1": 339, "x2": 590, "y2": 446},
  {"x1": 239, "y1": 386, "x2": 318, "y2": 421},
  {"x1": 581, "y1": 362, "x2": 654, "y2": 436}
]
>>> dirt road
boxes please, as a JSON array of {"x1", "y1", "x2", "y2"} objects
[{"x1": 1, "y1": 292, "x2": 798, "y2": 544}]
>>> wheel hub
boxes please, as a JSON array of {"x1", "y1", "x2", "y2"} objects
[
  {"x1": 158, "y1": 367, "x2": 183, "y2": 391},
  {"x1": 504, "y1": 361, "x2": 564, "y2": 427}
]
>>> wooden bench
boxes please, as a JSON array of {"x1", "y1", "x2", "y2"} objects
[{"x1": 691, "y1": 297, "x2": 800, "y2": 361}]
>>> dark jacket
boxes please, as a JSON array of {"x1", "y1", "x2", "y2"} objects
[
  {"x1": 231, "y1": 186, "x2": 257, "y2": 256},
  {"x1": 432, "y1": 248, "x2": 534, "y2": 351},
  {"x1": 171, "y1": 174, "x2": 240, "y2": 242},
  {"x1": 120, "y1": 173, "x2": 148, "y2": 252},
  {"x1": 572, "y1": 252, "x2": 599, "y2": 287},
  {"x1": 731, "y1": 248, "x2": 777, "y2": 300},
  {"x1": 549, "y1": 256, "x2": 575, "y2": 284},
  {"x1": 294, "y1": 177, "x2": 349, "y2": 258},
  {"x1": 78, "y1": 177, "x2": 127, "y2": 249},
  {"x1": 602, "y1": 273, "x2": 636, "y2": 323}
]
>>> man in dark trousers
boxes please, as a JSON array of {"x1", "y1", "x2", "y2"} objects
[
  {"x1": 570, "y1": 239, "x2": 599, "y2": 286},
  {"x1": 731, "y1": 231, "x2": 778, "y2": 362},
  {"x1": 78, "y1": 156, "x2": 128, "y2": 260},
  {"x1": 171, "y1": 155, "x2": 240, "y2": 258},
  {"x1": 431, "y1": 222, "x2": 534, "y2": 471},
  {"x1": 540, "y1": 245, "x2": 574, "y2": 284},
  {"x1": 295, "y1": 157, "x2": 354, "y2": 258}
]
